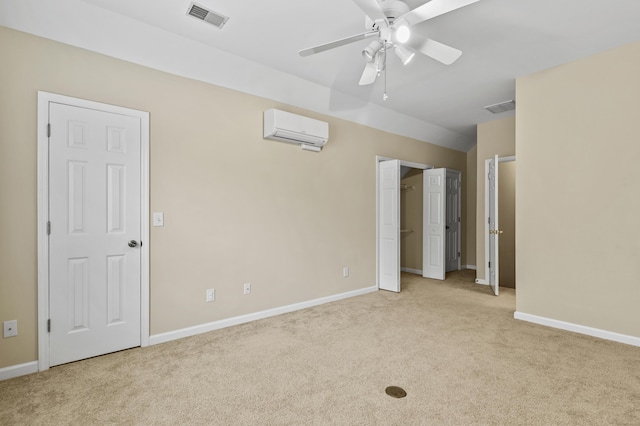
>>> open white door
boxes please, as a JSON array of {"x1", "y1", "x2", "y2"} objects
[
  {"x1": 423, "y1": 168, "x2": 446, "y2": 280},
  {"x1": 378, "y1": 160, "x2": 401, "y2": 292},
  {"x1": 488, "y1": 155, "x2": 500, "y2": 295}
]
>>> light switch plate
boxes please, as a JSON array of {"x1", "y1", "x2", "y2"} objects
[{"x1": 153, "y1": 212, "x2": 164, "y2": 227}]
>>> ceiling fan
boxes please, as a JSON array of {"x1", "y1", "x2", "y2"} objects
[{"x1": 299, "y1": 0, "x2": 480, "y2": 88}]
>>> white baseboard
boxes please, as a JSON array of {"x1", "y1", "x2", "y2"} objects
[
  {"x1": 150, "y1": 286, "x2": 378, "y2": 346},
  {"x1": 514, "y1": 311, "x2": 640, "y2": 348},
  {"x1": 463, "y1": 265, "x2": 477, "y2": 270},
  {"x1": 0, "y1": 361, "x2": 38, "y2": 381}
]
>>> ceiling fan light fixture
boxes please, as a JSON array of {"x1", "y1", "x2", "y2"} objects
[
  {"x1": 362, "y1": 40, "x2": 383, "y2": 62},
  {"x1": 375, "y1": 49, "x2": 386, "y2": 72},
  {"x1": 393, "y1": 19, "x2": 411, "y2": 44},
  {"x1": 395, "y1": 45, "x2": 415, "y2": 65}
]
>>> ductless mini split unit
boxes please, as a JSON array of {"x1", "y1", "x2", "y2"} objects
[{"x1": 263, "y1": 109, "x2": 329, "y2": 152}]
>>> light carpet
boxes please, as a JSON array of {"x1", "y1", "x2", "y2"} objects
[{"x1": 1, "y1": 270, "x2": 639, "y2": 425}]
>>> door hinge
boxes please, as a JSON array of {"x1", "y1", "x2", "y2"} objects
[
  {"x1": 47, "y1": 123, "x2": 51, "y2": 138},
  {"x1": 458, "y1": 251, "x2": 461, "y2": 257},
  {"x1": 488, "y1": 217, "x2": 491, "y2": 224},
  {"x1": 47, "y1": 319, "x2": 51, "y2": 333},
  {"x1": 47, "y1": 221, "x2": 51, "y2": 235},
  {"x1": 488, "y1": 261, "x2": 491, "y2": 269}
]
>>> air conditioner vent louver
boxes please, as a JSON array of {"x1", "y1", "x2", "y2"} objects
[
  {"x1": 188, "y1": 4, "x2": 209, "y2": 20},
  {"x1": 187, "y1": 2, "x2": 229, "y2": 29}
]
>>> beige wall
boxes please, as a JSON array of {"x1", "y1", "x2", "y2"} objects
[
  {"x1": 465, "y1": 145, "x2": 477, "y2": 268},
  {"x1": 516, "y1": 41, "x2": 640, "y2": 337},
  {"x1": 0, "y1": 27, "x2": 468, "y2": 368},
  {"x1": 475, "y1": 116, "x2": 515, "y2": 281},
  {"x1": 400, "y1": 171, "x2": 423, "y2": 271},
  {"x1": 498, "y1": 161, "x2": 516, "y2": 288}
]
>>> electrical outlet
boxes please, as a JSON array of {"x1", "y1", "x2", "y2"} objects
[
  {"x1": 3, "y1": 320, "x2": 17, "y2": 338},
  {"x1": 243, "y1": 282, "x2": 251, "y2": 295},
  {"x1": 343, "y1": 267, "x2": 349, "y2": 278},
  {"x1": 206, "y1": 288, "x2": 215, "y2": 302}
]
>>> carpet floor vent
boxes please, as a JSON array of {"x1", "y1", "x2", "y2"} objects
[{"x1": 385, "y1": 386, "x2": 407, "y2": 398}]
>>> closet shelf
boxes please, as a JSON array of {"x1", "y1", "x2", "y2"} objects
[{"x1": 400, "y1": 229, "x2": 413, "y2": 233}]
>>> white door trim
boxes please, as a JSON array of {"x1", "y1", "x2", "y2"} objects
[
  {"x1": 476, "y1": 155, "x2": 515, "y2": 286},
  {"x1": 37, "y1": 91, "x2": 150, "y2": 371},
  {"x1": 375, "y1": 156, "x2": 431, "y2": 289}
]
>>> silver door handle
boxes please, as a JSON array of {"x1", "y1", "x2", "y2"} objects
[{"x1": 128, "y1": 240, "x2": 139, "y2": 248}]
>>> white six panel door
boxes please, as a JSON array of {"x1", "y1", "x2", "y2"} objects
[
  {"x1": 423, "y1": 168, "x2": 446, "y2": 280},
  {"x1": 49, "y1": 102, "x2": 142, "y2": 366},
  {"x1": 378, "y1": 160, "x2": 401, "y2": 292}
]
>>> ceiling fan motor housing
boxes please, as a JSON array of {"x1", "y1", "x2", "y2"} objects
[{"x1": 365, "y1": 0, "x2": 411, "y2": 30}]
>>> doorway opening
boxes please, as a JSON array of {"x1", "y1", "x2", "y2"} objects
[
  {"x1": 399, "y1": 167, "x2": 423, "y2": 276},
  {"x1": 477, "y1": 155, "x2": 516, "y2": 295},
  {"x1": 498, "y1": 161, "x2": 516, "y2": 289},
  {"x1": 376, "y1": 157, "x2": 462, "y2": 292}
]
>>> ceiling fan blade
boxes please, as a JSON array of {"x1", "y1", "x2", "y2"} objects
[
  {"x1": 351, "y1": 0, "x2": 388, "y2": 24},
  {"x1": 299, "y1": 31, "x2": 378, "y2": 57},
  {"x1": 359, "y1": 61, "x2": 378, "y2": 86},
  {"x1": 407, "y1": 35, "x2": 462, "y2": 65},
  {"x1": 401, "y1": 0, "x2": 480, "y2": 26}
]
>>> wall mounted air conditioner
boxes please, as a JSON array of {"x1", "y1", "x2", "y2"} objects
[{"x1": 263, "y1": 109, "x2": 329, "y2": 152}]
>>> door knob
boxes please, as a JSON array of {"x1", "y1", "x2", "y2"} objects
[{"x1": 128, "y1": 240, "x2": 139, "y2": 248}]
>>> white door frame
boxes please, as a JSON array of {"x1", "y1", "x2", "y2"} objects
[
  {"x1": 37, "y1": 91, "x2": 150, "y2": 371},
  {"x1": 476, "y1": 155, "x2": 515, "y2": 286},
  {"x1": 375, "y1": 156, "x2": 431, "y2": 289}
]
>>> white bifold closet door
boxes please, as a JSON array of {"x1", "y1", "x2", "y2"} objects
[
  {"x1": 378, "y1": 159, "x2": 401, "y2": 292},
  {"x1": 423, "y1": 168, "x2": 446, "y2": 280}
]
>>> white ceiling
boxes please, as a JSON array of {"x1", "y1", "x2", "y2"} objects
[{"x1": 2, "y1": 0, "x2": 640, "y2": 151}]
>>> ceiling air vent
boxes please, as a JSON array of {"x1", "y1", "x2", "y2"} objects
[
  {"x1": 187, "y1": 2, "x2": 229, "y2": 29},
  {"x1": 484, "y1": 100, "x2": 516, "y2": 114}
]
